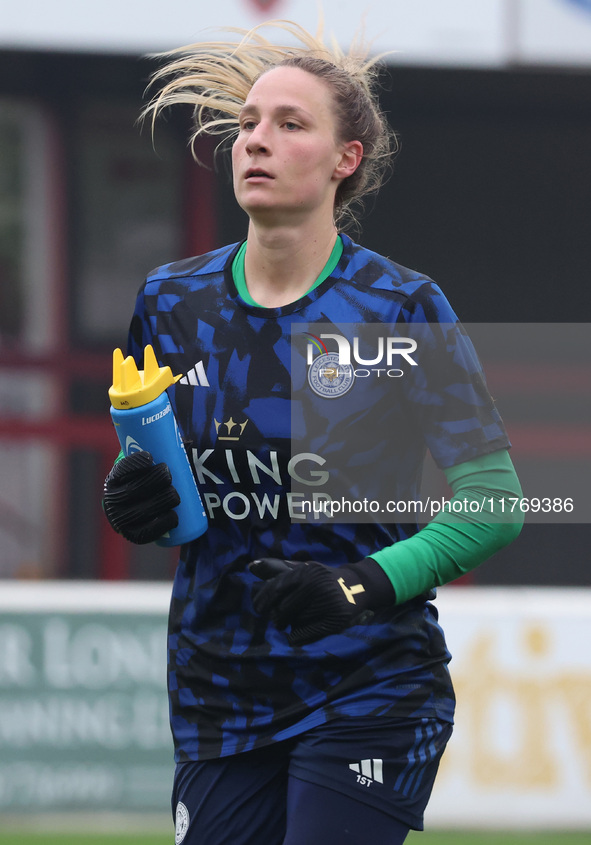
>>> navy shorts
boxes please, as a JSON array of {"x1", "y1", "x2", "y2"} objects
[{"x1": 172, "y1": 715, "x2": 452, "y2": 845}]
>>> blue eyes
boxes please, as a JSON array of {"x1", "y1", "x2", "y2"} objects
[{"x1": 240, "y1": 121, "x2": 301, "y2": 132}]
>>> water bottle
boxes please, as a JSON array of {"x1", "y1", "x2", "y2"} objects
[{"x1": 109, "y1": 345, "x2": 208, "y2": 546}]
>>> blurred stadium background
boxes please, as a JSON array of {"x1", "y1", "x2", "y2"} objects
[{"x1": 0, "y1": 0, "x2": 590, "y2": 841}]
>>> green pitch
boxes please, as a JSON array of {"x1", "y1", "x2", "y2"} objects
[
  {"x1": 0, "y1": 838, "x2": 168, "y2": 845},
  {"x1": 2, "y1": 832, "x2": 591, "y2": 845},
  {"x1": 0, "y1": 837, "x2": 168, "y2": 845}
]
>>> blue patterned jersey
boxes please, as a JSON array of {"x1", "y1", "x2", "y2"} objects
[{"x1": 127, "y1": 234, "x2": 509, "y2": 761}]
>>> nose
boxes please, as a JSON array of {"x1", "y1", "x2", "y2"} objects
[{"x1": 245, "y1": 121, "x2": 270, "y2": 155}]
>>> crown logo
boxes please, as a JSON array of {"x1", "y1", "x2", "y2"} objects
[{"x1": 214, "y1": 417, "x2": 249, "y2": 441}]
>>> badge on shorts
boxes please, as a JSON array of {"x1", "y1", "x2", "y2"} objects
[{"x1": 175, "y1": 801, "x2": 190, "y2": 844}]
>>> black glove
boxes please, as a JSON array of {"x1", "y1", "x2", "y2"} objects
[
  {"x1": 102, "y1": 451, "x2": 180, "y2": 544},
  {"x1": 249, "y1": 557, "x2": 396, "y2": 646}
]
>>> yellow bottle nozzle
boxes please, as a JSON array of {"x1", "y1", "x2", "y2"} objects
[{"x1": 109, "y1": 345, "x2": 182, "y2": 409}]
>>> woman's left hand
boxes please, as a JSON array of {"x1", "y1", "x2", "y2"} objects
[{"x1": 249, "y1": 557, "x2": 395, "y2": 645}]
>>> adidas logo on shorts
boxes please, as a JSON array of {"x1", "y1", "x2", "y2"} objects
[{"x1": 349, "y1": 758, "x2": 383, "y2": 786}]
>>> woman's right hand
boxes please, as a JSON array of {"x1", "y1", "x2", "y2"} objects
[{"x1": 102, "y1": 451, "x2": 180, "y2": 544}]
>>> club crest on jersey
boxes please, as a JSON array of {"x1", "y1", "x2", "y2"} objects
[{"x1": 307, "y1": 352, "x2": 354, "y2": 398}]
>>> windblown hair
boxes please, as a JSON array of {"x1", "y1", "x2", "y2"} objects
[{"x1": 142, "y1": 20, "x2": 397, "y2": 225}]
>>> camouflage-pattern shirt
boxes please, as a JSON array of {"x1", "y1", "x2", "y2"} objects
[{"x1": 127, "y1": 234, "x2": 509, "y2": 761}]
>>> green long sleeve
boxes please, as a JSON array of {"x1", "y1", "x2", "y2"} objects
[{"x1": 369, "y1": 449, "x2": 523, "y2": 604}]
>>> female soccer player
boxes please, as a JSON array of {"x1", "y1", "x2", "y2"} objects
[{"x1": 103, "y1": 21, "x2": 523, "y2": 845}]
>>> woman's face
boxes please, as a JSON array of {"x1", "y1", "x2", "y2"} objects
[{"x1": 232, "y1": 65, "x2": 357, "y2": 225}]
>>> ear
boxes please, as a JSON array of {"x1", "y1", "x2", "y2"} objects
[{"x1": 333, "y1": 140, "x2": 363, "y2": 180}]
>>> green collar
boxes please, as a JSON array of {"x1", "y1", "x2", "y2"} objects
[{"x1": 232, "y1": 236, "x2": 343, "y2": 307}]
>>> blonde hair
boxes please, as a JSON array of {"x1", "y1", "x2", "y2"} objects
[{"x1": 142, "y1": 20, "x2": 397, "y2": 225}]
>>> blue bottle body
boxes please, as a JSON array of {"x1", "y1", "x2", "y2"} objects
[{"x1": 110, "y1": 391, "x2": 207, "y2": 546}]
